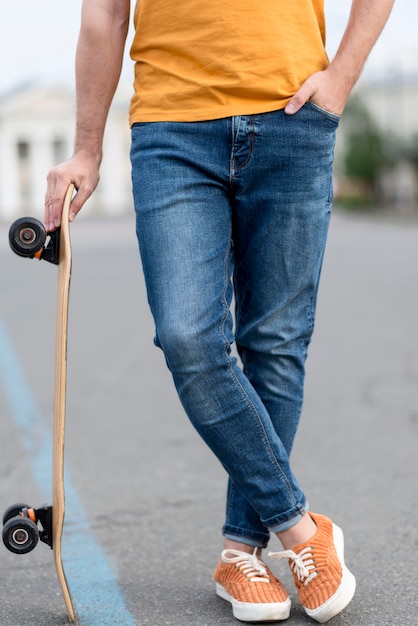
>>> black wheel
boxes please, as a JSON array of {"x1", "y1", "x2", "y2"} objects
[
  {"x1": 2, "y1": 516, "x2": 39, "y2": 554},
  {"x1": 9, "y1": 217, "x2": 46, "y2": 257},
  {"x1": 2, "y1": 503, "x2": 31, "y2": 526}
]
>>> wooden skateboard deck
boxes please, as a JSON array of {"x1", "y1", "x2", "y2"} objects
[
  {"x1": 52, "y1": 183, "x2": 76, "y2": 621},
  {"x1": 2, "y1": 184, "x2": 76, "y2": 622}
]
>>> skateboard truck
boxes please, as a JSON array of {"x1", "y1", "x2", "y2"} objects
[
  {"x1": 9, "y1": 217, "x2": 60, "y2": 265},
  {"x1": 2, "y1": 503, "x2": 53, "y2": 554},
  {"x1": 33, "y1": 505, "x2": 53, "y2": 548}
]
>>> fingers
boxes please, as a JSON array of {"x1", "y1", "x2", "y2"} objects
[
  {"x1": 45, "y1": 170, "x2": 74, "y2": 232},
  {"x1": 285, "y1": 77, "x2": 318, "y2": 115},
  {"x1": 44, "y1": 157, "x2": 100, "y2": 232},
  {"x1": 68, "y1": 186, "x2": 90, "y2": 223},
  {"x1": 284, "y1": 68, "x2": 348, "y2": 117}
]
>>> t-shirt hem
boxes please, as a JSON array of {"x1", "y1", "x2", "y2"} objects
[{"x1": 129, "y1": 98, "x2": 291, "y2": 126}]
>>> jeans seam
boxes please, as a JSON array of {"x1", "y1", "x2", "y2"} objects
[
  {"x1": 235, "y1": 116, "x2": 255, "y2": 171},
  {"x1": 219, "y1": 242, "x2": 298, "y2": 512},
  {"x1": 226, "y1": 364, "x2": 297, "y2": 511},
  {"x1": 229, "y1": 116, "x2": 255, "y2": 182}
]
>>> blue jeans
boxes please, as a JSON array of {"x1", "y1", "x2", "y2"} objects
[{"x1": 130, "y1": 104, "x2": 339, "y2": 547}]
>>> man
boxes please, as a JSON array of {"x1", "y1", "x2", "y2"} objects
[{"x1": 45, "y1": 1, "x2": 394, "y2": 622}]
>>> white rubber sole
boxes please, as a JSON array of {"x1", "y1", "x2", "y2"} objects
[
  {"x1": 305, "y1": 524, "x2": 356, "y2": 624},
  {"x1": 216, "y1": 583, "x2": 291, "y2": 622}
]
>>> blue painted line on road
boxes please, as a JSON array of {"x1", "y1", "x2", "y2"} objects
[{"x1": 0, "y1": 315, "x2": 138, "y2": 626}]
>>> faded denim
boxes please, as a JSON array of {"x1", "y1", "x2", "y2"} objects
[{"x1": 130, "y1": 104, "x2": 339, "y2": 546}]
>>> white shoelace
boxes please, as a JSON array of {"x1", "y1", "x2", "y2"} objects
[
  {"x1": 222, "y1": 548, "x2": 271, "y2": 583},
  {"x1": 269, "y1": 546, "x2": 318, "y2": 586}
]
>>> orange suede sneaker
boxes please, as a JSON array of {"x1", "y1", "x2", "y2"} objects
[
  {"x1": 269, "y1": 513, "x2": 356, "y2": 623},
  {"x1": 214, "y1": 548, "x2": 291, "y2": 622}
]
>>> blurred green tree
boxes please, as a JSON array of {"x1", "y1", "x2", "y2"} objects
[{"x1": 342, "y1": 95, "x2": 393, "y2": 204}]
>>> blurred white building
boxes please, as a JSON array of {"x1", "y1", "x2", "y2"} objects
[
  {"x1": 1, "y1": 75, "x2": 418, "y2": 221},
  {"x1": 0, "y1": 82, "x2": 133, "y2": 221},
  {"x1": 360, "y1": 73, "x2": 418, "y2": 141}
]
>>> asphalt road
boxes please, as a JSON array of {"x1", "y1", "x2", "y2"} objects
[{"x1": 0, "y1": 208, "x2": 417, "y2": 626}]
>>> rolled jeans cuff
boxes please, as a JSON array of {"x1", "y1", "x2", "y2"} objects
[{"x1": 267, "y1": 501, "x2": 310, "y2": 534}]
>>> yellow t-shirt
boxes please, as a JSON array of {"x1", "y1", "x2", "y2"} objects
[{"x1": 129, "y1": 0, "x2": 329, "y2": 124}]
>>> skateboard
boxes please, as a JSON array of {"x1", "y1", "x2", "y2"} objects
[{"x1": 3, "y1": 184, "x2": 76, "y2": 622}]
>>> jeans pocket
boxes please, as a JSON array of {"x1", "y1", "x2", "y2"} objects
[{"x1": 305, "y1": 101, "x2": 341, "y2": 124}]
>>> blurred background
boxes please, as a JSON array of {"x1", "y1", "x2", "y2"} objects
[
  {"x1": 1, "y1": 4, "x2": 417, "y2": 624},
  {"x1": 0, "y1": 0, "x2": 417, "y2": 220}
]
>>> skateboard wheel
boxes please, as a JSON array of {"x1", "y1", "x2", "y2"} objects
[
  {"x1": 2, "y1": 503, "x2": 31, "y2": 526},
  {"x1": 9, "y1": 217, "x2": 47, "y2": 257},
  {"x1": 2, "y1": 516, "x2": 39, "y2": 554}
]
